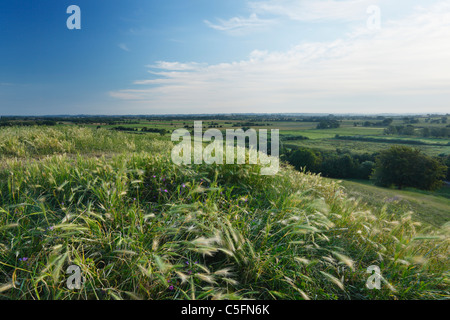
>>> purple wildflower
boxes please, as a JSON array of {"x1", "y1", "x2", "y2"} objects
[
  {"x1": 169, "y1": 285, "x2": 174, "y2": 290},
  {"x1": 19, "y1": 257, "x2": 28, "y2": 262}
]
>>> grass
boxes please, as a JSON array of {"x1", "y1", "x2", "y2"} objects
[
  {"x1": 284, "y1": 137, "x2": 450, "y2": 156},
  {"x1": 0, "y1": 126, "x2": 169, "y2": 159},
  {"x1": 337, "y1": 179, "x2": 450, "y2": 228},
  {"x1": 0, "y1": 126, "x2": 449, "y2": 300}
]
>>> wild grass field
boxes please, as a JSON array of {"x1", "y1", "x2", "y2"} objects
[{"x1": 0, "y1": 126, "x2": 448, "y2": 300}]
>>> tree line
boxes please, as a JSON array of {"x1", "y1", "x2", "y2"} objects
[
  {"x1": 284, "y1": 146, "x2": 449, "y2": 191},
  {"x1": 384, "y1": 125, "x2": 450, "y2": 138}
]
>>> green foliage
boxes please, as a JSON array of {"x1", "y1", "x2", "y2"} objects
[
  {"x1": 285, "y1": 147, "x2": 376, "y2": 180},
  {"x1": 358, "y1": 161, "x2": 375, "y2": 180},
  {"x1": 0, "y1": 126, "x2": 168, "y2": 158},
  {"x1": 316, "y1": 120, "x2": 340, "y2": 129},
  {"x1": 372, "y1": 146, "x2": 447, "y2": 190},
  {"x1": 320, "y1": 153, "x2": 359, "y2": 179},
  {"x1": 385, "y1": 125, "x2": 450, "y2": 138},
  {"x1": 0, "y1": 127, "x2": 448, "y2": 300},
  {"x1": 287, "y1": 148, "x2": 321, "y2": 172}
]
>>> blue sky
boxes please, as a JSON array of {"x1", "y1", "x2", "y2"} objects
[{"x1": 1, "y1": 0, "x2": 449, "y2": 115}]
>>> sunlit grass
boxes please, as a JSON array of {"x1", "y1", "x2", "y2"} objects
[{"x1": 0, "y1": 126, "x2": 448, "y2": 300}]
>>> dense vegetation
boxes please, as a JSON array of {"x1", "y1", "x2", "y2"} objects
[
  {"x1": 284, "y1": 146, "x2": 449, "y2": 190},
  {"x1": 0, "y1": 126, "x2": 448, "y2": 300},
  {"x1": 284, "y1": 148, "x2": 377, "y2": 180},
  {"x1": 372, "y1": 146, "x2": 447, "y2": 190},
  {"x1": 385, "y1": 125, "x2": 450, "y2": 138},
  {"x1": 316, "y1": 120, "x2": 340, "y2": 129}
]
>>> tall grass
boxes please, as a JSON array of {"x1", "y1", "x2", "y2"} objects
[
  {"x1": 0, "y1": 126, "x2": 448, "y2": 300},
  {"x1": 0, "y1": 126, "x2": 167, "y2": 158}
]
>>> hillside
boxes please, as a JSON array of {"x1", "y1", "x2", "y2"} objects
[
  {"x1": 0, "y1": 127, "x2": 448, "y2": 300},
  {"x1": 337, "y1": 180, "x2": 450, "y2": 228}
]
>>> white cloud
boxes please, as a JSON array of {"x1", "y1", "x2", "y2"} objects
[
  {"x1": 249, "y1": 0, "x2": 375, "y2": 22},
  {"x1": 147, "y1": 61, "x2": 206, "y2": 71},
  {"x1": 110, "y1": 2, "x2": 450, "y2": 114},
  {"x1": 204, "y1": 13, "x2": 275, "y2": 34}
]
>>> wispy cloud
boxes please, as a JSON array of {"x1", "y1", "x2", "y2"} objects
[
  {"x1": 206, "y1": 0, "x2": 378, "y2": 35},
  {"x1": 110, "y1": 2, "x2": 450, "y2": 114},
  {"x1": 146, "y1": 61, "x2": 205, "y2": 71},
  {"x1": 118, "y1": 43, "x2": 130, "y2": 52},
  {"x1": 204, "y1": 13, "x2": 275, "y2": 34},
  {"x1": 249, "y1": 0, "x2": 375, "y2": 22}
]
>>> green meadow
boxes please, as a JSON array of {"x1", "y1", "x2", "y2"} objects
[{"x1": 0, "y1": 125, "x2": 448, "y2": 300}]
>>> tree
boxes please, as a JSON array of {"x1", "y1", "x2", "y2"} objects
[
  {"x1": 381, "y1": 118, "x2": 393, "y2": 126},
  {"x1": 358, "y1": 161, "x2": 375, "y2": 179},
  {"x1": 372, "y1": 146, "x2": 446, "y2": 190},
  {"x1": 332, "y1": 154, "x2": 358, "y2": 178},
  {"x1": 316, "y1": 120, "x2": 340, "y2": 129},
  {"x1": 159, "y1": 129, "x2": 167, "y2": 136},
  {"x1": 288, "y1": 148, "x2": 321, "y2": 172},
  {"x1": 319, "y1": 153, "x2": 358, "y2": 179}
]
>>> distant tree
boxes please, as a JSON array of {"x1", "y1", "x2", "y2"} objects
[
  {"x1": 372, "y1": 146, "x2": 446, "y2": 190},
  {"x1": 316, "y1": 120, "x2": 340, "y2": 129},
  {"x1": 358, "y1": 161, "x2": 375, "y2": 179},
  {"x1": 334, "y1": 154, "x2": 358, "y2": 178},
  {"x1": 403, "y1": 125, "x2": 416, "y2": 136},
  {"x1": 439, "y1": 155, "x2": 450, "y2": 181},
  {"x1": 319, "y1": 153, "x2": 358, "y2": 179},
  {"x1": 446, "y1": 156, "x2": 450, "y2": 181},
  {"x1": 384, "y1": 125, "x2": 397, "y2": 135},
  {"x1": 288, "y1": 148, "x2": 321, "y2": 172}
]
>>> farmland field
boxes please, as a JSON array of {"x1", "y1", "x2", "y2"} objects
[{"x1": 70, "y1": 115, "x2": 450, "y2": 156}]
